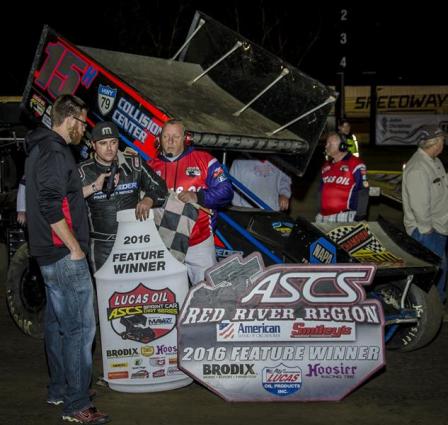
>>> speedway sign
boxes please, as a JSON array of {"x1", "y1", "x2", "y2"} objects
[{"x1": 178, "y1": 254, "x2": 385, "y2": 401}]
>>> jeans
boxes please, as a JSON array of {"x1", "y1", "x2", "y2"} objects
[
  {"x1": 40, "y1": 255, "x2": 96, "y2": 415},
  {"x1": 411, "y1": 228, "x2": 447, "y2": 303}
]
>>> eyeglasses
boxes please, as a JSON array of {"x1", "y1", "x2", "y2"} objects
[{"x1": 73, "y1": 116, "x2": 88, "y2": 128}]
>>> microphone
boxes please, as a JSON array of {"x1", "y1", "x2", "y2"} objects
[
  {"x1": 104, "y1": 162, "x2": 119, "y2": 200},
  {"x1": 165, "y1": 152, "x2": 174, "y2": 158}
]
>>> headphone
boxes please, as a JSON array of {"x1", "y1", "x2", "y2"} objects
[
  {"x1": 337, "y1": 132, "x2": 348, "y2": 152},
  {"x1": 155, "y1": 120, "x2": 193, "y2": 153}
]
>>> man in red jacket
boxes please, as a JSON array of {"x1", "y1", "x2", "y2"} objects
[
  {"x1": 316, "y1": 132, "x2": 369, "y2": 223},
  {"x1": 148, "y1": 119, "x2": 233, "y2": 284}
]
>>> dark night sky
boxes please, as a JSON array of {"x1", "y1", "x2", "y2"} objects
[{"x1": 1, "y1": 2, "x2": 447, "y2": 96}]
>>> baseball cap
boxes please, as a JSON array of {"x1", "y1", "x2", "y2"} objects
[
  {"x1": 91, "y1": 121, "x2": 120, "y2": 142},
  {"x1": 418, "y1": 125, "x2": 446, "y2": 144}
]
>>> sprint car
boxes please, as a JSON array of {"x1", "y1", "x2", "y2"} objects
[{"x1": 4, "y1": 13, "x2": 443, "y2": 351}]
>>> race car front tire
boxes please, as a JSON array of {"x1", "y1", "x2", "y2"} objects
[{"x1": 380, "y1": 282, "x2": 442, "y2": 352}]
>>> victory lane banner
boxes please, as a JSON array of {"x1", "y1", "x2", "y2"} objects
[
  {"x1": 95, "y1": 209, "x2": 192, "y2": 392},
  {"x1": 178, "y1": 253, "x2": 385, "y2": 401}
]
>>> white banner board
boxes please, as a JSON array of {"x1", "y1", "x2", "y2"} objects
[
  {"x1": 95, "y1": 209, "x2": 192, "y2": 392},
  {"x1": 376, "y1": 114, "x2": 448, "y2": 145}
]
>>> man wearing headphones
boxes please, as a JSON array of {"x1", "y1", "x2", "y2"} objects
[
  {"x1": 148, "y1": 119, "x2": 233, "y2": 285},
  {"x1": 316, "y1": 132, "x2": 369, "y2": 223}
]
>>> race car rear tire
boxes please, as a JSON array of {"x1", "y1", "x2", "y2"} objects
[
  {"x1": 5, "y1": 243, "x2": 45, "y2": 339},
  {"x1": 381, "y1": 282, "x2": 442, "y2": 352}
]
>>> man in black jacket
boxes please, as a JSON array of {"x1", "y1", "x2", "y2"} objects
[
  {"x1": 25, "y1": 95, "x2": 109, "y2": 424},
  {"x1": 78, "y1": 121, "x2": 167, "y2": 272}
]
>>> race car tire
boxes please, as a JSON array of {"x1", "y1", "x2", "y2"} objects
[
  {"x1": 380, "y1": 282, "x2": 442, "y2": 352},
  {"x1": 5, "y1": 243, "x2": 45, "y2": 339}
]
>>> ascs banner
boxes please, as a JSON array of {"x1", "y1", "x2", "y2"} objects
[{"x1": 178, "y1": 253, "x2": 385, "y2": 401}]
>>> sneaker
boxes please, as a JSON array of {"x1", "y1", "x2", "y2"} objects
[
  {"x1": 47, "y1": 389, "x2": 97, "y2": 406},
  {"x1": 95, "y1": 376, "x2": 108, "y2": 388},
  {"x1": 47, "y1": 398, "x2": 64, "y2": 406},
  {"x1": 62, "y1": 406, "x2": 110, "y2": 424}
]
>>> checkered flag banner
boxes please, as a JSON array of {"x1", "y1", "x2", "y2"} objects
[
  {"x1": 153, "y1": 192, "x2": 198, "y2": 263},
  {"x1": 327, "y1": 222, "x2": 397, "y2": 256},
  {"x1": 326, "y1": 222, "x2": 402, "y2": 264}
]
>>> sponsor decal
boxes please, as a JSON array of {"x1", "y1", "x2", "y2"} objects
[
  {"x1": 203, "y1": 363, "x2": 256, "y2": 378},
  {"x1": 149, "y1": 357, "x2": 166, "y2": 367},
  {"x1": 30, "y1": 94, "x2": 46, "y2": 116},
  {"x1": 262, "y1": 364, "x2": 302, "y2": 396},
  {"x1": 106, "y1": 348, "x2": 139, "y2": 358},
  {"x1": 168, "y1": 357, "x2": 178, "y2": 365},
  {"x1": 340, "y1": 165, "x2": 349, "y2": 172},
  {"x1": 167, "y1": 366, "x2": 183, "y2": 375},
  {"x1": 93, "y1": 182, "x2": 139, "y2": 200},
  {"x1": 272, "y1": 221, "x2": 294, "y2": 237},
  {"x1": 155, "y1": 344, "x2": 177, "y2": 356},
  {"x1": 290, "y1": 320, "x2": 355, "y2": 341},
  {"x1": 42, "y1": 113, "x2": 52, "y2": 129},
  {"x1": 309, "y1": 237, "x2": 336, "y2": 264},
  {"x1": 112, "y1": 97, "x2": 162, "y2": 145},
  {"x1": 216, "y1": 321, "x2": 281, "y2": 341},
  {"x1": 108, "y1": 371, "x2": 129, "y2": 380},
  {"x1": 327, "y1": 223, "x2": 402, "y2": 265},
  {"x1": 132, "y1": 155, "x2": 140, "y2": 168},
  {"x1": 212, "y1": 167, "x2": 225, "y2": 180},
  {"x1": 305, "y1": 362, "x2": 357, "y2": 379},
  {"x1": 141, "y1": 346, "x2": 155, "y2": 357},
  {"x1": 110, "y1": 362, "x2": 128, "y2": 368},
  {"x1": 186, "y1": 167, "x2": 201, "y2": 177},
  {"x1": 107, "y1": 284, "x2": 178, "y2": 344},
  {"x1": 131, "y1": 369, "x2": 150, "y2": 379},
  {"x1": 147, "y1": 317, "x2": 174, "y2": 326},
  {"x1": 322, "y1": 175, "x2": 351, "y2": 185},
  {"x1": 215, "y1": 248, "x2": 244, "y2": 260},
  {"x1": 152, "y1": 369, "x2": 166, "y2": 378},
  {"x1": 98, "y1": 84, "x2": 117, "y2": 115}
]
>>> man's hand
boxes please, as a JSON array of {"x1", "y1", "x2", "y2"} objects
[
  {"x1": 279, "y1": 194, "x2": 290, "y2": 211},
  {"x1": 135, "y1": 197, "x2": 154, "y2": 221},
  {"x1": 94, "y1": 172, "x2": 111, "y2": 192},
  {"x1": 83, "y1": 172, "x2": 110, "y2": 198},
  {"x1": 17, "y1": 212, "x2": 26, "y2": 226},
  {"x1": 70, "y1": 247, "x2": 85, "y2": 260},
  {"x1": 177, "y1": 191, "x2": 198, "y2": 204}
]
